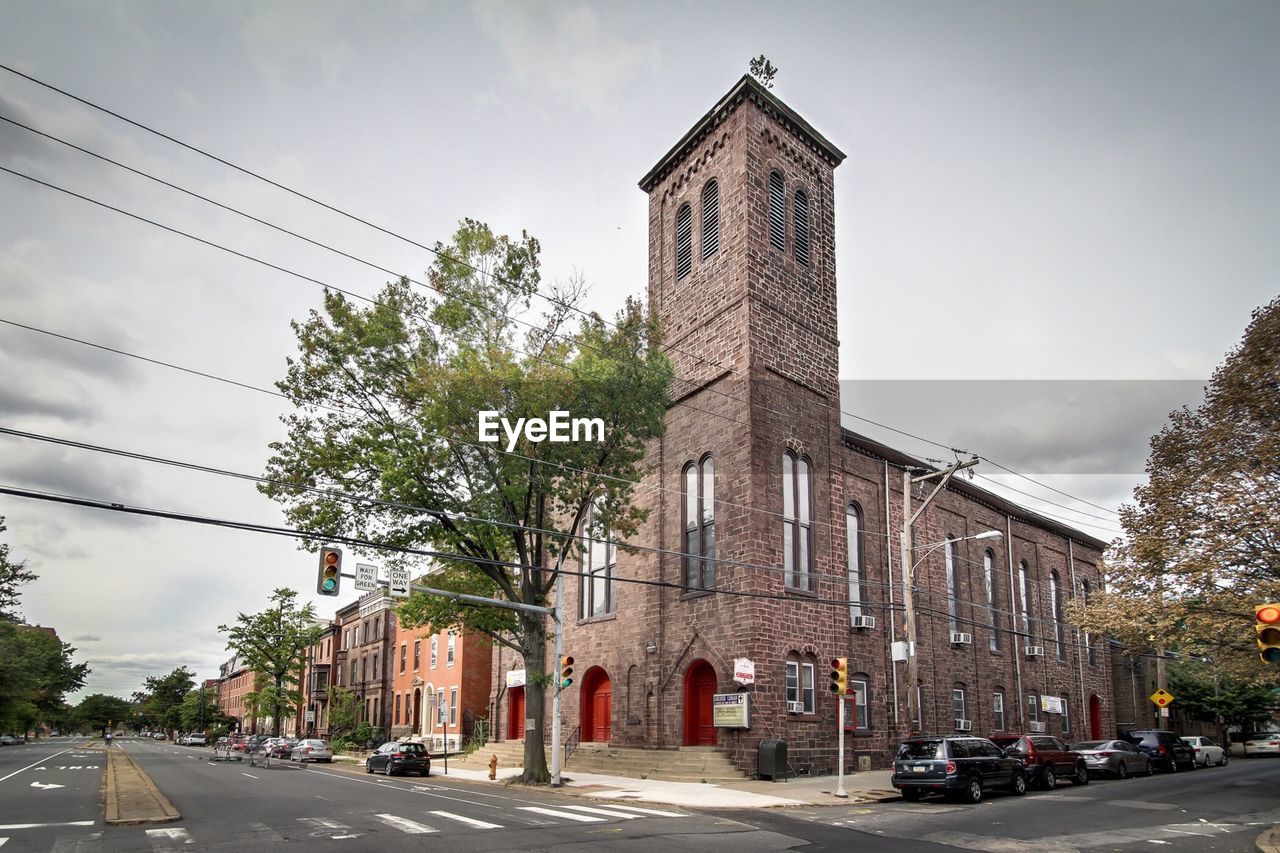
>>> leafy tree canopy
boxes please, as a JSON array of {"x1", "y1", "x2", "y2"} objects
[
  {"x1": 262, "y1": 219, "x2": 671, "y2": 782},
  {"x1": 140, "y1": 667, "x2": 196, "y2": 732},
  {"x1": 1168, "y1": 660, "x2": 1279, "y2": 729},
  {"x1": 1072, "y1": 298, "x2": 1280, "y2": 680},
  {"x1": 0, "y1": 516, "x2": 38, "y2": 621},
  {"x1": 72, "y1": 693, "x2": 133, "y2": 735}
]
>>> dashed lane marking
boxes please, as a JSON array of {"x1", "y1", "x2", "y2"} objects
[
  {"x1": 563, "y1": 805, "x2": 642, "y2": 820},
  {"x1": 0, "y1": 822, "x2": 95, "y2": 830},
  {"x1": 241, "y1": 773, "x2": 258, "y2": 779},
  {"x1": 518, "y1": 806, "x2": 606, "y2": 823},
  {"x1": 586, "y1": 804, "x2": 688, "y2": 818},
  {"x1": 373, "y1": 814, "x2": 437, "y2": 834},
  {"x1": 427, "y1": 811, "x2": 503, "y2": 830}
]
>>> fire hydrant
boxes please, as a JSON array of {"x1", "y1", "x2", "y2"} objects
[{"x1": 488, "y1": 754, "x2": 498, "y2": 780}]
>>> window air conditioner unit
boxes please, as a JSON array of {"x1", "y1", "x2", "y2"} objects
[
  {"x1": 950, "y1": 632, "x2": 972, "y2": 645},
  {"x1": 787, "y1": 701, "x2": 805, "y2": 714},
  {"x1": 851, "y1": 615, "x2": 876, "y2": 630},
  {"x1": 1025, "y1": 645, "x2": 1045, "y2": 658},
  {"x1": 1029, "y1": 721, "x2": 1047, "y2": 733},
  {"x1": 955, "y1": 719, "x2": 972, "y2": 732}
]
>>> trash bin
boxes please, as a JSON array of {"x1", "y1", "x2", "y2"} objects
[{"x1": 758, "y1": 739, "x2": 787, "y2": 780}]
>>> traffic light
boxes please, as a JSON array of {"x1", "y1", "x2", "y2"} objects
[
  {"x1": 317, "y1": 546, "x2": 342, "y2": 596},
  {"x1": 829, "y1": 657, "x2": 848, "y2": 695},
  {"x1": 1256, "y1": 604, "x2": 1280, "y2": 664},
  {"x1": 559, "y1": 656, "x2": 574, "y2": 689}
]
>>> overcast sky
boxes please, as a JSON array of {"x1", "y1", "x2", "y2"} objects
[{"x1": 1, "y1": 1, "x2": 1276, "y2": 703}]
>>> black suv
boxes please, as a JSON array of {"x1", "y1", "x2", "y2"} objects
[
  {"x1": 1125, "y1": 730, "x2": 1197, "y2": 772},
  {"x1": 365, "y1": 741, "x2": 430, "y2": 777},
  {"x1": 892, "y1": 735, "x2": 1028, "y2": 803}
]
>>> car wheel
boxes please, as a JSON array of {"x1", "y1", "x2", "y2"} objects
[
  {"x1": 1073, "y1": 763, "x2": 1090, "y2": 786},
  {"x1": 1145, "y1": 759, "x2": 1155, "y2": 776},
  {"x1": 1117, "y1": 761, "x2": 1128, "y2": 780},
  {"x1": 1167, "y1": 757, "x2": 1179, "y2": 772},
  {"x1": 1009, "y1": 771, "x2": 1027, "y2": 796},
  {"x1": 1219, "y1": 753, "x2": 1228, "y2": 766},
  {"x1": 384, "y1": 762, "x2": 394, "y2": 777},
  {"x1": 1042, "y1": 769, "x2": 1057, "y2": 791},
  {"x1": 901, "y1": 788, "x2": 923, "y2": 801},
  {"x1": 365, "y1": 760, "x2": 374, "y2": 774},
  {"x1": 962, "y1": 776, "x2": 983, "y2": 804}
]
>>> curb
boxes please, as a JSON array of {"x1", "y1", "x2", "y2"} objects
[
  {"x1": 102, "y1": 746, "x2": 181, "y2": 826},
  {"x1": 1257, "y1": 826, "x2": 1280, "y2": 853}
]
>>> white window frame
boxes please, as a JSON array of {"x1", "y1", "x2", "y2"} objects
[
  {"x1": 846, "y1": 504, "x2": 863, "y2": 620},
  {"x1": 447, "y1": 632, "x2": 456, "y2": 666},
  {"x1": 449, "y1": 688, "x2": 458, "y2": 726},
  {"x1": 850, "y1": 677, "x2": 869, "y2": 729},
  {"x1": 945, "y1": 537, "x2": 958, "y2": 633},
  {"x1": 993, "y1": 691, "x2": 1005, "y2": 731},
  {"x1": 430, "y1": 635, "x2": 438, "y2": 669},
  {"x1": 952, "y1": 687, "x2": 966, "y2": 724}
]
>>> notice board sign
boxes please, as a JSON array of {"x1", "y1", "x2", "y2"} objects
[{"x1": 713, "y1": 693, "x2": 750, "y2": 729}]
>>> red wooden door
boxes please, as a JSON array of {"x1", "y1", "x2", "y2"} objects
[
  {"x1": 1089, "y1": 695, "x2": 1102, "y2": 740},
  {"x1": 591, "y1": 688, "x2": 612, "y2": 742},
  {"x1": 684, "y1": 661, "x2": 717, "y2": 746},
  {"x1": 509, "y1": 687, "x2": 525, "y2": 741}
]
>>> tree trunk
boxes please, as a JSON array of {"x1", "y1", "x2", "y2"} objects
[
  {"x1": 519, "y1": 612, "x2": 550, "y2": 784},
  {"x1": 274, "y1": 674, "x2": 284, "y2": 737}
]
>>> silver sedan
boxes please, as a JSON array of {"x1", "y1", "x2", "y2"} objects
[
  {"x1": 1074, "y1": 739, "x2": 1153, "y2": 778},
  {"x1": 290, "y1": 738, "x2": 334, "y2": 763}
]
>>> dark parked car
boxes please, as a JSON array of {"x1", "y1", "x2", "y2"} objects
[
  {"x1": 365, "y1": 741, "x2": 430, "y2": 777},
  {"x1": 989, "y1": 734, "x2": 1089, "y2": 790},
  {"x1": 266, "y1": 738, "x2": 297, "y2": 758},
  {"x1": 1073, "y1": 739, "x2": 1154, "y2": 778},
  {"x1": 891, "y1": 735, "x2": 1027, "y2": 803},
  {"x1": 1125, "y1": 730, "x2": 1197, "y2": 772}
]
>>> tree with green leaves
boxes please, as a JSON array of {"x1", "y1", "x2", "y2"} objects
[
  {"x1": 72, "y1": 693, "x2": 134, "y2": 736},
  {"x1": 326, "y1": 684, "x2": 360, "y2": 741},
  {"x1": 262, "y1": 219, "x2": 671, "y2": 782},
  {"x1": 1169, "y1": 660, "x2": 1279, "y2": 730},
  {"x1": 178, "y1": 686, "x2": 224, "y2": 733},
  {"x1": 0, "y1": 517, "x2": 37, "y2": 622},
  {"x1": 219, "y1": 589, "x2": 324, "y2": 737},
  {"x1": 140, "y1": 667, "x2": 197, "y2": 734},
  {"x1": 0, "y1": 621, "x2": 89, "y2": 736},
  {"x1": 1071, "y1": 298, "x2": 1280, "y2": 680}
]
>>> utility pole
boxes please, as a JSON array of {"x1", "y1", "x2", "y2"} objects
[
  {"x1": 550, "y1": 568, "x2": 565, "y2": 787},
  {"x1": 900, "y1": 458, "x2": 980, "y2": 733}
]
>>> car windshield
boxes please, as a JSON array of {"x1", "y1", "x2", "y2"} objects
[
  {"x1": 1074, "y1": 741, "x2": 1108, "y2": 750},
  {"x1": 399, "y1": 744, "x2": 425, "y2": 754},
  {"x1": 1247, "y1": 733, "x2": 1277, "y2": 740},
  {"x1": 989, "y1": 737, "x2": 1025, "y2": 752},
  {"x1": 896, "y1": 740, "x2": 942, "y2": 759}
]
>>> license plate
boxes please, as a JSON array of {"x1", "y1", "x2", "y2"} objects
[{"x1": 912, "y1": 765, "x2": 927, "y2": 773}]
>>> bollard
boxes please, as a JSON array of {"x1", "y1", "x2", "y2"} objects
[{"x1": 488, "y1": 754, "x2": 498, "y2": 780}]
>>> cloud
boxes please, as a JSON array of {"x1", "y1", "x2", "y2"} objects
[
  {"x1": 473, "y1": 0, "x2": 660, "y2": 117},
  {"x1": 73, "y1": 634, "x2": 101, "y2": 642}
]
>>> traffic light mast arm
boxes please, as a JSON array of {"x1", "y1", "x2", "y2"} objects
[{"x1": 338, "y1": 572, "x2": 555, "y2": 617}]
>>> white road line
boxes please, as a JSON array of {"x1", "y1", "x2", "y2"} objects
[
  {"x1": 427, "y1": 811, "x2": 503, "y2": 830},
  {"x1": 144, "y1": 826, "x2": 194, "y2": 848},
  {"x1": 0, "y1": 838, "x2": 7, "y2": 848},
  {"x1": 298, "y1": 817, "x2": 360, "y2": 839},
  {"x1": 587, "y1": 803, "x2": 688, "y2": 818},
  {"x1": 241, "y1": 773, "x2": 258, "y2": 779},
  {"x1": 245, "y1": 822, "x2": 283, "y2": 841},
  {"x1": 373, "y1": 814, "x2": 437, "y2": 834},
  {"x1": 0, "y1": 821, "x2": 95, "y2": 831},
  {"x1": 50, "y1": 831, "x2": 103, "y2": 853},
  {"x1": 563, "y1": 805, "x2": 642, "y2": 819},
  {"x1": 518, "y1": 806, "x2": 606, "y2": 823},
  {"x1": 0, "y1": 748, "x2": 74, "y2": 783}
]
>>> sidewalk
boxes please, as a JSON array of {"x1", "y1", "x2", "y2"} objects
[{"x1": 333, "y1": 752, "x2": 899, "y2": 808}]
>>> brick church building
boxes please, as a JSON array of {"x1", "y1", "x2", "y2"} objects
[{"x1": 491, "y1": 75, "x2": 1115, "y2": 775}]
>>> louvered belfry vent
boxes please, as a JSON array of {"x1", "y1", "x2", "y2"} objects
[
  {"x1": 675, "y1": 203, "x2": 693, "y2": 280},
  {"x1": 768, "y1": 171, "x2": 786, "y2": 251},
  {"x1": 794, "y1": 188, "x2": 810, "y2": 266},
  {"x1": 701, "y1": 180, "x2": 720, "y2": 260}
]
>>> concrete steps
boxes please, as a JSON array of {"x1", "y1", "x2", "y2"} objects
[{"x1": 465, "y1": 740, "x2": 745, "y2": 783}]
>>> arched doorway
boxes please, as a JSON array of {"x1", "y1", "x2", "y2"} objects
[
  {"x1": 411, "y1": 689, "x2": 421, "y2": 734},
  {"x1": 683, "y1": 659, "x2": 718, "y2": 746},
  {"x1": 581, "y1": 667, "x2": 612, "y2": 743},
  {"x1": 1089, "y1": 694, "x2": 1103, "y2": 740},
  {"x1": 508, "y1": 686, "x2": 525, "y2": 741}
]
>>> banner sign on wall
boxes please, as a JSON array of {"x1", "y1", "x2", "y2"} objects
[
  {"x1": 733, "y1": 658, "x2": 755, "y2": 686},
  {"x1": 505, "y1": 669, "x2": 526, "y2": 689}
]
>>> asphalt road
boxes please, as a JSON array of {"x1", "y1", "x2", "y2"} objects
[
  {"x1": 726, "y1": 755, "x2": 1280, "y2": 853},
  {"x1": 0, "y1": 736, "x2": 104, "y2": 850},
  {"x1": 8, "y1": 736, "x2": 809, "y2": 852}
]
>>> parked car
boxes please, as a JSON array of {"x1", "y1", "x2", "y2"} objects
[
  {"x1": 290, "y1": 739, "x2": 334, "y2": 763},
  {"x1": 1181, "y1": 736, "x2": 1227, "y2": 767},
  {"x1": 1073, "y1": 739, "x2": 1154, "y2": 778},
  {"x1": 241, "y1": 735, "x2": 271, "y2": 753},
  {"x1": 186, "y1": 733, "x2": 207, "y2": 747},
  {"x1": 989, "y1": 734, "x2": 1089, "y2": 790},
  {"x1": 365, "y1": 741, "x2": 431, "y2": 777},
  {"x1": 267, "y1": 738, "x2": 297, "y2": 758},
  {"x1": 152, "y1": 732, "x2": 166, "y2": 740},
  {"x1": 0, "y1": 734, "x2": 20, "y2": 746},
  {"x1": 1125, "y1": 730, "x2": 1197, "y2": 771},
  {"x1": 891, "y1": 735, "x2": 1027, "y2": 804},
  {"x1": 1242, "y1": 732, "x2": 1280, "y2": 757}
]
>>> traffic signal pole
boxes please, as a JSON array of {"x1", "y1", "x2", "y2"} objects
[
  {"x1": 835, "y1": 697, "x2": 847, "y2": 798},
  {"x1": 551, "y1": 568, "x2": 565, "y2": 787}
]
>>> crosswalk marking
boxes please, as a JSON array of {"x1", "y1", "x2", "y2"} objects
[
  {"x1": 373, "y1": 814, "x2": 437, "y2": 834},
  {"x1": 518, "y1": 806, "x2": 606, "y2": 823},
  {"x1": 0, "y1": 837, "x2": 8, "y2": 848},
  {"x1": 427, "y1": 810, "x2": 503, "y2": 830},
  {"x1": 298, "y1": 817, "x2": 360, "y2": 839},
  {"x1": 587, "y1": 803, "x2": 688, "y2": 818},
  {"x1": 245, "y1": 822, "x2": 283, "y2": 841},
  {"x1": 563, "y1": 805, "x2": 643, "y2": 819},
  {"x1": 50, "y1": 831, "x2": 103, "y2": 852},
  {"x1": 144, "y1": 827, "x2": 194, "y2": 849},
  {"x1": 0, "y1": 822, "x2": 95, "y2": 831}
]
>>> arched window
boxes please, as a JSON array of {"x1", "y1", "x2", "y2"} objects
[
  {"x1": 701, "y1": 180, "x2": 720, "y2": 260},
  {"x1": 782, "y1": 451, "x2": 812, "y2": 591},
  {"x1": 1050, "y1": 570, "x2": 1064, "y2": 660},
  {"x1": 849, "y1": 671, "x2": 871, "y2": 729},
  {"x1": 793, "y1": 187, "x2": 810, "y2": 266},
  {"x1": 846, "y1": 503, "x2": 864, "y2": 620},
  {"x1": 784, "y1": 652, "x2": 816, "y2": 714},
  {"x1": 1027, "y1": 690, "x2": 1041, "y2": 726},
  {"x1": 682, "y1": 455, "x2": 716, "y2": 591},
  {"x1": 944, "y1": 537, "x2": 958, "y2": 633},
  {"x1": 1061, "y1": 692, "x2": 1071, "y2": 735},
  {"x1": 992, "y1": 688, "x2": 1006, "y2": 730},
  {"x1": 1082, "y1": 579, "x2": 1095, "y2": 665},
  {"x1": 1018, "y1": 560, "x2": 1036, "y2": 642},
  {"x1": 580, "y1": 498, "x2": 617, "y2": 619},
  {"x1": 768, "y1": 171, "x2": 786, "y2": 251},
  {"x1": 675, "y1": 203, "x2": 693, "y2": 280},
  {"x1": 953, "y1": 683, "x2": 968, "y2": 728},
  {"x1": 984, "y1": 549, "x2": 1000, "y2": 651}
]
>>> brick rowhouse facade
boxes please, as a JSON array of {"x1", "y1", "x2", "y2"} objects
[
  {"x1": 390, "y1": 623, "x2": 492, "y2": 751},
  {"x1": 333, "y1": 591, "x2": 397, "y2": 737},
  {"x1": 488, "y1": 75, "x2": 1115, "y2": 775}
]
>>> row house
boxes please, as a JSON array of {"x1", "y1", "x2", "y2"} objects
[
  {"x1": 489, "y1": 74, "x2": 1116, "y2": 775},
  {"x1": 390, "y1": 623, "x2": 492, "y2": 752},
  {"x1": 297, "y1": 620, "x2": 338, "y2": 739},
  {"x1": 331, "y1": 590, "x2": 397, "y2": 736}
]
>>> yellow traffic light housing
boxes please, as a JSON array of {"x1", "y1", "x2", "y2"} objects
[
  {"x1": 829, "y1": 657, "x2": 848, "y2": 695},
  {"x1": 560, "y1": 655, "x2": 575, "y2": 689},
  {"x1": 317, "y1": 546, "x2": 342, "y2": 596},
  {"x1": 1256, "y1": 604, "x2": 1280, "y2": 664}
]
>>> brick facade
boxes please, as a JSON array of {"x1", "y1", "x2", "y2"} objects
[
  {"x1": 390, "y1": 623, "x2": 492, "y2": 751},
  {"x1": 488, "y1": 75, "x2": 1115, "y2": 775}
]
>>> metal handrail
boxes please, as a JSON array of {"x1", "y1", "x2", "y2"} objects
[{"x1": 564, "y1": 726, "x2": 581, "y2": 765}]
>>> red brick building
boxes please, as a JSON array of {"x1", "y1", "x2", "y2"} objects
[
  {"x1": 390, "y1": 623, "x2": 492, "y2": 751},
  {"x1": 491, "y1": 75, "x2": 1114, "y2": 775},
  {"x1": 332, "y1": 591, "x2": 397, "y2": 736}
]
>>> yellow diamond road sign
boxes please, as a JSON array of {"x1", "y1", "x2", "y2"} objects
[{"x1": 1149, "y1": 688, "x2": 1174, "y2": 707}]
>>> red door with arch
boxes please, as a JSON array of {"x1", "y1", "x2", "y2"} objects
[
  {"x1": 508, "y1": 686, "x2": 525, "y2": 741},
  {"x1": 581, "y1": 667, "x2": 612, "y2": 742},
  {"x1": 1089, "y1": 694, "x2": 1102, "y2": 740},
  {"x1": 684, "y1": 660, "x2": 718, "y2": 746}
]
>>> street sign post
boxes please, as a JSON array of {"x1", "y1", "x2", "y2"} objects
[
  {"x1": 354, "y1": 563, "x2": 378, "y2": 591},
  {"x1": 389, "y1": 566, "x2": 410, "y2": 598}
]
